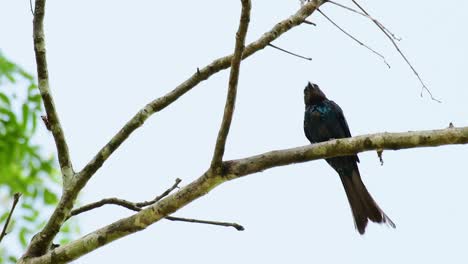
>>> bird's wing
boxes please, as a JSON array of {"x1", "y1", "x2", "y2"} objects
[
  {"x1": 329, "y1": 100, "x2": 352, "y2": 138},
  {"x1": 329, "y1": 100, "x2": 360, "y2": 163}
]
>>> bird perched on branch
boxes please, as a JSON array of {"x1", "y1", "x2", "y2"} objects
[{"x1": 303, "y1": 82, "x2": 395, "y2": 234}]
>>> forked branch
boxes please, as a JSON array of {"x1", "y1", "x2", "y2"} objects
[{"x1": 23, "y1": 1, "x2": 326, "y2": 259}]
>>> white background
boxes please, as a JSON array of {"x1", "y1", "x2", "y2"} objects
[{"x1": 1, "y1": 0, "x2": 468, "y2": 263}]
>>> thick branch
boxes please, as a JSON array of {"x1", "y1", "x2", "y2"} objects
[
  {"x1": 211, "y1": 0, "x2": 251, "y2": 169},
  {"x1": 33, "y1": 0, "x2": 73, "y2": 180},
  {"x1": 0, "y1": 193, "x2": 21, "y2": 244},
  {"x1": 23, "y1": 0, "x2": 76, "y2": 258},
  {"x1": 22, "y1": 126, "x2": 468, "y2": 263},
  {"x1": 225, "y1": 126, "x2": 468, "y2": 177}
]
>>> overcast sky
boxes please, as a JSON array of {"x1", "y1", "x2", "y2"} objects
[{"x1": 2, "y1": 0, "x2": 468, "y2": 263}]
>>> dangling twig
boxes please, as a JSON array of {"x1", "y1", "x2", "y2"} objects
[
  {"x1": 350, "y1": 0, "x2": 440, "y2": 102},
  {"x1": 268, "y1": 44, "x2": 312, "y2": 61},
  {"x1": 327, "y1": 0, "x2": 401, "y2": 41},
  {"x1": 317, "y1": 9, "x2": 390, "y2": 68}
]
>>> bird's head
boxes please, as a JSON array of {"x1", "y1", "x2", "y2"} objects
[{"x1": 304, "y1": 82, "x2": 327, "y2": 105}]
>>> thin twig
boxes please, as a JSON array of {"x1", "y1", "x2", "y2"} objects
[
  {"x1": 317, "y1": 9, "x2": 390, "y2": 68},
  {"x1": 29, "y1": 0, "x2": 34, "y2": 15},
  {"x1": 33, "y1": 0, "x2": 74, "y2": 179},
  {"x1": 350, "y1": 0, "x2": 440, "y2": 102},
  {"x1": 0, "y1": 193, "x2": 21, "y2": 243},
  {"x1": 135, "y1": 178, "x2": 182, "y2": 207},
  {"x1": 211, "y1": 0, "x2": 252, "y2": 169},
  {"x1": 327, "y1": 0, "x2": 401, "y2": 41},
  {"x1": 68, "y1": 198, "x2": 141, "y2": 218},
  {"x1": 303, "y1": 19, "x2": 317, "y2": 26},
  {"x1": 165, "y1": 216, "x2": 244, "y2": 231},
  {"x1": 268, "y1": 44, "x2": 312, "y2": 61},
  {"x1": 377, "y1": 149, "x2": 384, "y2": 165}
]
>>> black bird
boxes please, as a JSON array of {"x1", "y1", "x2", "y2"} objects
[{"x1": 303, "y1": 82, "x2": 395, "y2": 234}]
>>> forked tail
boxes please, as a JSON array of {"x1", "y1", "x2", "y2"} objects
[{"x1": 339, "y1": 167, "x2": 395, "y2": 234}]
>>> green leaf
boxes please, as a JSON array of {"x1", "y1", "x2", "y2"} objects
[
  {"x1": 21, "y1": 103, "x2": 30, "y2": 131},
  {"x1": 19, "y1": 227, "x2": 30, "y2": 247},
  {"x1": 43, "y1": 189, "x2": 58, "y2": 205},
  {"x1": 0, "y1": 92, "x2": 10, "y2": 106},
  {"x1": 0, "y1": 212, "x2": 9, "y2": 223}
]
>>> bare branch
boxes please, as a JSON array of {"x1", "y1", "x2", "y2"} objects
[
  {"x1": 225, "y1": 127, "x2": 468, "y2": 177},
  {"x1": 29, "y1": 0, "x2": 34, "y2": 15},
  {"x1": 0, "y1": 193, "x2": 21, "y2": 244},
  {"x1": 79, "y1": 1, "x2": 326, "y2": 181},
  {"x1": 135, "y1": 178, "x2": 182, "y2": 207},
  {"x1": 33, "y1": 0, "x2": 74, "y2": 179},
  {"x1": 69, "y1": 178, "x2": 182, "y2": 218},
  {"x1": 350, "y1": 0, "x2": 440, "y2": 102},
  {"x1": 317, "y1": 9, "x2": 390, "y2": 68},
  {"x1": 327, "y1": 0, "x2": 401, "y2": 41},
  {"x1": 303, "y1": 19, "x2": 317, "y2": 26},
  {"x1": 69, "y1": 198, "x2": 141, "y2": 218},
  {"x1": 22, "y1": 0, "x2": 77, "y2": 257},
  {"x1": 165, "y1": 216, "x2": 244, "y2": 231},
  {"x1": 68, "y1": 179, "x2": 242, "y2": 231},
  {"x1": 21, "y1": 2, "x2": 326, "y2": 260},
  {"x1": 268, "y1": 44, "x2": 313, "y2": 61},
  {"x1": 22, "y1": 126, "x2": 468, "y2": 263},
  {"x1": 211, "y1": 0, "x2": 252, "y2": 169}
]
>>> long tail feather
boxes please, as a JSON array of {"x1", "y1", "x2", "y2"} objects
[{"x1": 339, "y1": 167, "x2": 395, "y2": 234}]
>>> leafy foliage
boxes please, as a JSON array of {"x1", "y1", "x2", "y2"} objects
[{"x1": 0, "y1": 52, "x2": 79, "y2": 263}]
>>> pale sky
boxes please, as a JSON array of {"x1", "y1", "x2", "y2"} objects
[{"x1": 2, "y1": 1, "x2": 468, "y2": 263}]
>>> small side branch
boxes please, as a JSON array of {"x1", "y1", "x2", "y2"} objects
[
  {"x1": 68, "y1": 198, "x2": 141, "y2": 218},
  {"x1": 135, "y1": 178, "x2": 182, "y2": 207},
  {"x1": 69, "y1": 179, "x2": 242, "y2": 231},
  {"x1": 0, "y1": 193, "x2": 21, "y2": 243},
  {"x1": 33, "y1": 0, "x2": 74, "y2": 179},
  {"x1": 70, "y1": 178, "x2": 182, "y2": 218},
  {"x1": 317, "y1": 9, "x2": 389, "y2": 68},
  {"x1": 211, "y1": 0, "x2": 252, "y2": 169},
  {"x1": 165, "y1": 216, "x2": 244, "y2": 231},
  {"x1": 268, "y1": 44, "x2": 313, "y2": 61},
  {"x1": 327, "y1": 0, "x2": 401, "y2": 41}
]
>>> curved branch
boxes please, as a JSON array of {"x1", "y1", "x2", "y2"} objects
[
  {"x1": 211, "y1": 0, "x2": 252, "y2": 169},
  {"x1": 21, "y1": 126, "x2": 468, "y2": 263},
  {"x1": 33, "y1": 0, "x2": 74, "y2": 180}
]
